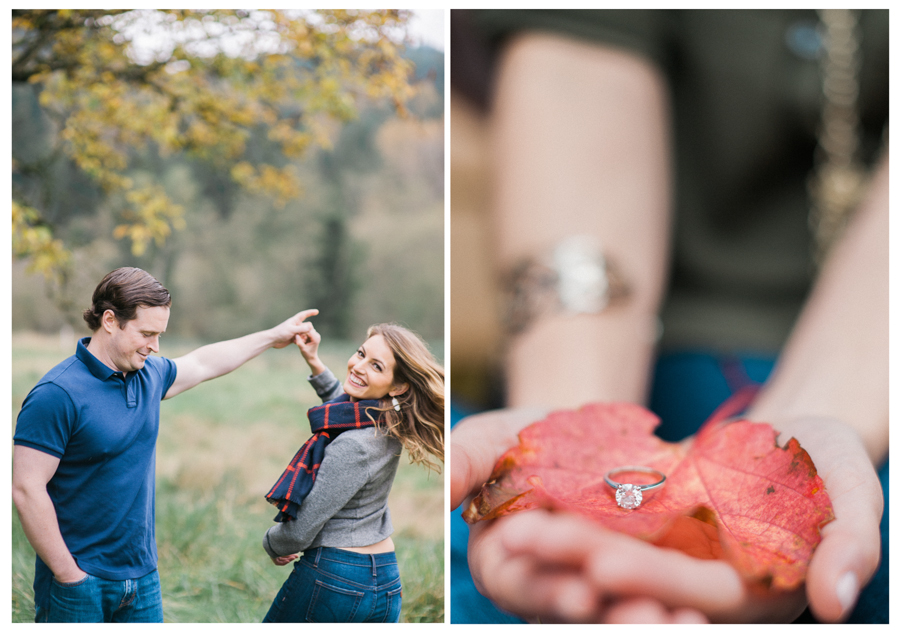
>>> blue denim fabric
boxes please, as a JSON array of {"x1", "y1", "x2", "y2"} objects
[
  {"x1": 263, "y1": 547, "x2": 402, "y2": 623},
  {"x1": 35, "y1": 569, "x2": 163, "y2": 623}
]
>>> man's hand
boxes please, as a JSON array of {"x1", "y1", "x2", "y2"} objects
[{"x1": 54, "y1": 567, "x2": 89, "y2": 583}]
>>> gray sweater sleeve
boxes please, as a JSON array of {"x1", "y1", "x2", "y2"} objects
[
  {"x1": 308, "y1": 368, "x2": 344, "y2": 402},
  {"x1": 262, "y1": 434, "x2": 372, "y2": 558}
]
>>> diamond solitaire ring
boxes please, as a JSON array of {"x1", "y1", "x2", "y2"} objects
[{"x1": 604, "y1": 466, "x2": 667, "y2": 510}]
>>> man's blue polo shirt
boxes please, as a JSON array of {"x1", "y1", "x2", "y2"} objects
[{"x1": 14, "y1": 337, "x2": 177, "y2": 611}]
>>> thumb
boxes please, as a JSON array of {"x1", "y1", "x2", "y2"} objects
[
  {"x1": 805, "y1": 436, "x2": 883, "y2": 621},
  {"x1": 450, "y1": 407, "x2": 549, "y2": 510}
]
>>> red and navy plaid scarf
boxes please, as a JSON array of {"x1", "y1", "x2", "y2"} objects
[{"x1": 265, "y1": 394, "x2": 383, "y2": 522}]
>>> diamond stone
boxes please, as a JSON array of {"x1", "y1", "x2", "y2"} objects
[{"x1": 615, "y1": 484, "x2": 643, "y2": 509}]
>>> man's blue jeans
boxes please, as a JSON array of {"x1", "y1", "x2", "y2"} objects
[
  {"x1": 263, "y1": 547, "x2": 402, "y2": 623},
  {"x1": 35, "y1": 569, "x2": 163, "y2": 623}
]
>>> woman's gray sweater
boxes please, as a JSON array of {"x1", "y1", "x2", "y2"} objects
[{"x1": 262, "y1": 369, "x2": 402, "y2": 558}]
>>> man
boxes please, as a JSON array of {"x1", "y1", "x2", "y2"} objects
[{"x1": 12, "y1": 267, "x2": 317, "y2": 622}]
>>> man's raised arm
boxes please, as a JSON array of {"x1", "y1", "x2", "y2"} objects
[{"x1": 166, "y1": 309, "x2": 317, "y2": 399}]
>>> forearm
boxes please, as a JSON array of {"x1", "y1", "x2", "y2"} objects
[
  {"x1": 304, "y1": 353, "x2": 328, "y2": 377},
  {"x1": 263, "y1": 522, "x2": 303, "y2": 559},
  {"x1": 13, "y1": 486, "x2": 82, "y2": 581},
  {"x1": 491, "y1": 33, "x2": 672, "y2": 408},
  {"x1": 263, "y1": 515, "x2": 326, "y2": 559},
  {"x1": 190, "y1": 329, "x2": 280, "y2": 376},
  {"x1": 749, "y1": 154, "x2": 889, "y2": 464},
  {"x1": 168, "y1": 329, "x2": 281, "y2": 398}
]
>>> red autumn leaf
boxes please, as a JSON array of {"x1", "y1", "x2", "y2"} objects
[{"x1": 462, "y1": 402, "x2": 835, "y2": 590}]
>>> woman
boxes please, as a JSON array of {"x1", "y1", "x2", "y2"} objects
[{"x1": 262, "y1": 322, "x2": 444, "y2": 623}]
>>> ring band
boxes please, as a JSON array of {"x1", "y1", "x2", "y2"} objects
[{"x1": 604, "y1": 466, "x2": 666, "y2": 510}]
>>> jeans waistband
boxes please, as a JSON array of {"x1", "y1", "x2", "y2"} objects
[{"x1": 305, "y1": 546, "x2": 397, "y2": 568}]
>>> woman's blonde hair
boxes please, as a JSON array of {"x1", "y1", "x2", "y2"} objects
[{"x1": 368, "y1": 323, "x2": 444, "y2": 473}]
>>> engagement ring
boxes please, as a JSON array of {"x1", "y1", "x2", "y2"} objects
[{"x1": 604, "y1": 466, "x2": 667, "y2": 510}]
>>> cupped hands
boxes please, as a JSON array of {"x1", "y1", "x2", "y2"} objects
[{"x1": 451, "y1": 407, "x2": 882, "y2": 623}]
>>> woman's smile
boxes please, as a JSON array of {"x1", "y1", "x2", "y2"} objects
[
  {"x1": 343, "y1": 334, "x2": 399, "y2": 401},
  {"x1": 347, "y1": 372, "x2": 366, "y2": 388}
]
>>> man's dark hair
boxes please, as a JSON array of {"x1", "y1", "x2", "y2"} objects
[{"x1": 82, "y1": 267, "x2": 171, "y2": 331}]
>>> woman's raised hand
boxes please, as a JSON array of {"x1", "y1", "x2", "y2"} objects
[
  {"x1": 294, "y1": 324, "x2": 327, "y2": 376},
  {"x1": 294, "y1": 326, "x2": 320, "y2": 359}
]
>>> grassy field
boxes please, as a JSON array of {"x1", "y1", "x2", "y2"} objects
[{"x1": 10, "y1": 332, "x2": 444, "y2": 623}]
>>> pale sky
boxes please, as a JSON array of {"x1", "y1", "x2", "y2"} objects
[
  {"x1": 121, "y1": 10, "x2": 444, "y2": 64},
  {"x1": 407, "y1": 9, "x2": 444, "y2": 51}
]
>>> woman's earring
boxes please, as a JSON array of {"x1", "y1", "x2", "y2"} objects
[{"x1": 392, "y1": 397, "x2": 401, "y2": 412}]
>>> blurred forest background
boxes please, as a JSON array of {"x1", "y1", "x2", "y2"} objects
[
  {"x1": 10, "y1": 10, "x2": 444, "y2": 623},
  {"x1": 11, "y1": 9, "x2": 444, "y2": 344}
]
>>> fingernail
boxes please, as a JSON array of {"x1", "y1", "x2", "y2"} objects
[{"x1": 835, "y1": 571, "x2": 859, "y2": 614}]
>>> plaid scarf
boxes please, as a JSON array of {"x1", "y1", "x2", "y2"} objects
[{"x1": 265, "y1": 394, "x2": 383, "y2": 522}]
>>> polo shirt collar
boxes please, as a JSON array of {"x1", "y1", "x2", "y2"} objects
[{"x1": 77, "y1": 337, "x2": 129, "y2": 381}]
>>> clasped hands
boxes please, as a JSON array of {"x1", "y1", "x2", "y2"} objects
[
  {"x1": 451, "y1": 408, "x2": 882, "y2": 623},
  {"x1": 270, "y1": 309, "x2": 319, "y2": 349}
]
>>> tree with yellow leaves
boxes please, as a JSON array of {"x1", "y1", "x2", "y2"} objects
[{"x1": 12, "y1": 9, "x2": 416, "y2": 282}]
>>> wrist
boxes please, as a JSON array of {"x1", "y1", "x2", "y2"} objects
[
  {"x1": 268, "y1": 326, "x2": 288, "y2": 349},
  {"x1": 505, "y1": 312, "x2": 657, "y2": 408},
  {"x1": 306, "y1": 357, "x2": 327, "y2": 376},
  {"x1": 747, "y1": 392, "x2": 887, "y2": 466},
  {"x1": 54, "y1": 565, "x2": 86, "y2": 583}
]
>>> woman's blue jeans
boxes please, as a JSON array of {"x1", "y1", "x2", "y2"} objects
[
  {"x1": 263, "y1": 547, "x2": 402, "y2": 623},
  {"x1": 35, "y1": 569, "x2": 163, "y2": 623}
]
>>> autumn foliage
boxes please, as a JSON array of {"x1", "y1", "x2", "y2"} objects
[
  {"x1": 12, "y1": 10, "x2": 417, "y2": 278},
  {"x1": 463, "y1": 402, "x2": 834, "y2": 590}
]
